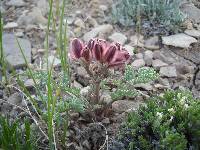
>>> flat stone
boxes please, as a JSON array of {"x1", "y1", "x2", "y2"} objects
[
  {"x1": 112, "y1": 100, "x2": 141, "y2": 113},
  {"x1": 131, "y1": 59, "x2": 145, "y2": 68},
  {"x1": 184, "y1": 29, "x2": 200, "y2": 38},
  {"x1": 181, "y1": 2, "x2": 200, "y2": 23},
  {"x1": 8, "y1": 93, "x2": 22, "y2": 105},
  {"x1": 83, "y1": 24, "x2": 113, "y2": 42},
  {"x1": 3, "y1": 33, "x2": 31, "y2": 68},
  {"x1": 162, "y1": 33, "x2": 197, "y2": 48},
  {"x1": 4, "y1": 22, "x2": 18, "y2": 29},
  {"x1": 160, "y1": 66, "x2": 177, "y2": 77},
  {"x1": 6, "y1": 0, "x2": 26, "y2": 7},
  {"x1": 17, "y1": 7, "x2": 47, "y2": 25},
  {"x1": 144, "y1": 50, "x2": 153, "y2": 66},
  {"x1": 109, "y1": 32, "x2": 127, "y2": 45},
  {"x1": 152, "y1": 59, "x2": 168, "y2": 69},
  {"x1": 130, "y1": 34, "x2": 144, "y2": 47},
  {"x1": 144, "y1": 36, "x2": 160, "y2": 50},
  {"x1": 36, "y1": 0, "x2": 49, "y2": 16},
  {"x1": 124, "y1": 45, "x2": 134, "y2": 56},
  {"x1": 135, "y1": 83, "x2": 153, "y2": 91}
]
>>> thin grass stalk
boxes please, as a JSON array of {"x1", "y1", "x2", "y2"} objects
[
  {"x1": 47, "y1": 57, "x2": 57, "y2": 150},
  {"x1": 16, "y1": 38, "x2": 45, "y2": 105},
  {"x1": 0, "y1": 11, "x2": 8, "y2": 85}
]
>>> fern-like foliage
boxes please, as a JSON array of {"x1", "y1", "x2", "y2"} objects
[
  {"x1": 111, "y1": 65, "x2": 158, "y2": 100},
  {"x1": 112, "y1": 0, "x2": 185, "y2": 28}
]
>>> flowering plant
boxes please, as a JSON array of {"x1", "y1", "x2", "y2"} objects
[
  {"x1": 116, "y1": 90, "x2": 200, "y2": 150},
  {"x1": 70, "y1": 38, "x2": 130, "y2": 104}
]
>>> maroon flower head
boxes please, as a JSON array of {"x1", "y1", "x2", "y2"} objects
[
  {"x1": 93, "y1": 42, "x2": 104, "y2": 61},
  {"x1": 103, "y1": 44, "x2": 117, "y2": 63},
  {"x1": 70, "y1": 38, "x2": 84, "y2": 59},
  {"x1": 69, "y1": 38, "x2": 130, "y2": 68}
]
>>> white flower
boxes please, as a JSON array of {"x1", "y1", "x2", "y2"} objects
[
  {"x1": 168, "y1": 108, "x2": 175, "y2": 113},
  {"x1": 180, "y1": 96, "x2": 187, "y2": 105},
  {"x1": 156, "y1": 112, "x2": 163, "y2": 119},
  {"x1": 184, "y1": 104, "x2": 189, "y2": 109},
  {"x1": 169, "y1": 116, "x2": 174, "y2": 122}
]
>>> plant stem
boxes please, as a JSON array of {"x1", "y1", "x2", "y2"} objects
[{"x1": 94, "y1": 81, "x2": 100, "y2": 104}]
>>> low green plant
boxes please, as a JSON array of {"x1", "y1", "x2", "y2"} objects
[
  {"x1": 0, "y1": 117, "x2": 35, "y2": 150},
  {"x1": 112, "y1": 0, "x2": 185, "y2": 30},
  {"x1": 111, "y1": 65, "x2": 158, "y2": 100},
  {"x1": 119, "y1": 90, "x2": 200, "y2": 150}
]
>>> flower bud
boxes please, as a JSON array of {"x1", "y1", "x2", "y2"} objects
[
  {"x1": 82, "y1": 47, "x2": 92, "y2": 62},
  {"x1": 93, "y1": 43, "x2": 104, "y2": 61},
  {"x1": 104, "y1": 45, "x2": 117, "y2": 63},
  {"x1": 87, "y1": 39, "x2": 96, "y2": 51},
  {"x1": 70, "y1": 38, "x2": 84, "y2": 59}
]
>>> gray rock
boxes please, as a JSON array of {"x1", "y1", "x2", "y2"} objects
[
  {"x1": 124, "y1": 45, "x2": 134, "y2": 56},
  {"x1": 80, "y1": 86, "x2": 91, "y2": 97},
  {"x1": 162, "y1": 33, "x2": 197, "y2": 48},
  {"x1": 6, "y1": 0, "x2": 26, "y2": 7},
  {"x1": 160, "y1": 66, "x2": 177, "y2": 77},
  {"x1": 130, "y1": 34, "x2": 144, "y2": 47},
  {"x1": 144, "y1": 50, "x2": 153, "y2": 66},
  {"x1": 77, "y1": 66, "x2": 88, "y2": 77},
  {"x1": 135, "y1": 53, "x2": 143, "y2": 59},
  {"x1": 175, "y1": 63, "x2": 194, "y2": 75},
  {"x1": 101, "y1": 118, "x2": 110, "y2": 124},
  {"x1": 85, "y1": 16, "x2": 98, "y2": 27},
  {"x1": 36, "y1": 0, "x2": 49, "y2": 16},
  {"x1": 47, "y1": 55, "x2": 61, "y2": 67},
  {"x1": 144, "y1": 50, "x2": 153, "y2": 59},
  {"x1": 99, "y1": 5, "x2": 108, "y2": 11},
  {"x1": 3, "y1": 33, "x2": 31, "y2": 68},
  {"x1": 144, "y1": 36, "x2": 160, "y2": 50},
  {"x1": 108, "y1": 32, "x2": 127, "y2": 45},
  {"x1": 131, "y1": 59, "x2": 145, "y2": 68},
  {"x1": 159, "y1": 78, "x2": 170, "y2": 87},
  {"x1": 15, "y1": 31, "x2": 24, "y2": 37},
  {"x1": 73, "y1": 80, "x2": 83, "y2": 89},
  {"x1": 181, "y1": 2, "x2": 200, "y2": 23},
  {"x1": 112, "y1": 100, "x2": 141, "y2": 113},
  {"x1": 184, "y1": 29, "x2": 200, "y2": 38},
  {"x1": 83, "y1": 24, "x2": 113, "y2": 42},
  {"x1": 4, "y1": 22, "x2": 18, "y2": 29},
  {"x1": 100, "y1": 92, "x2": 113, "y2": 104},
  {"x1": 74, "y1": 18, "x2": 85, "y2": 28},
  {"x1": 8, "y1": 93, "x2": 22, "y2": 105},
  {"x1": 135, "y1": 83, "x2": 153, "y2": 91},
  {"x1": 24, "y1": 79, "x2": 35, "y2": 88},
  {"x1": 17, "y1": 7, "x2": 47, "y2": 25},
  {"x1": 152, "y1": 59, "x2": 168, "y2": 69}
]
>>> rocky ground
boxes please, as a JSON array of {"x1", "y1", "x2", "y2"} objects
[{"x1": 1, "y1": 0, "x2": 200, "y2": 149}]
